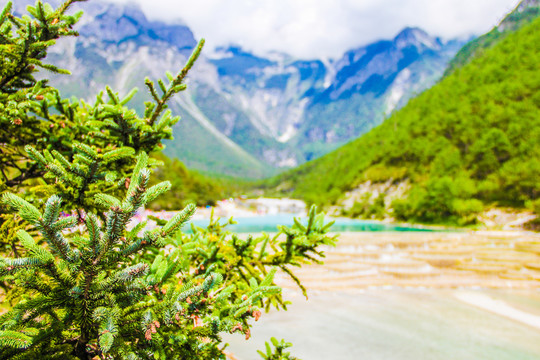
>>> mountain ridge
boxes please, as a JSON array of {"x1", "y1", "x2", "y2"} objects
[
  {"x1": 13, "y1": 0, "x2": 465, "y2": 177},
  {"x1": 263, "y1": 12, "x2": 540, "y2": 224},
  {"x1": 445, "y1": 0, "x2": 539, "y2": 75}
]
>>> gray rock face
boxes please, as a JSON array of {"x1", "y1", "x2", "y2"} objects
[
  {"x1": 78, "y1": 2, "x2": 196, "y2": 49},
  {"x1": 499, "y1": 0, "x2": 540, "y2": 31},
  {"x1": 15, "y1": 0, "x2": 465, "y2": 176},
  {"x1": 295, "y1": 28, "x2": 464, "y2": 159},
  {"x1": 517, "y1": 0, "x2": 540, "y2": 12}
]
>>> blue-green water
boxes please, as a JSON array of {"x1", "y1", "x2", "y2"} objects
[{"x1": 189, "y1": 214, "x2": 436, "y2": 233}]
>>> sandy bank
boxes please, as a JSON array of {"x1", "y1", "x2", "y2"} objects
[{"x1": 455, "y1": 291, "x2": 540, "y2": 330}]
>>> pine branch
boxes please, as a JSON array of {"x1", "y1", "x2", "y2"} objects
[
  {"x1": 0, "y1": 330, "x2": 32, "y2": 350},
  {"x1": 146, "y1": 39, "x2": 205, "y2": 126},
  {"x1": 0, "y1": 3, "x2": 334, "y2": 358}
]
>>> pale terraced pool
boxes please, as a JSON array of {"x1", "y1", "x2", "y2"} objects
[
  {"x1": 225, "y1": 289, "x2": 540, "y2": 360},
  {"x1": 225, "y1": 231, "x2": 540, "y2": 360},
  {"x1": 189, "y1": 215, "x2": 438, "y2": 234},
  {"x1": 275, "y1": 231, "x2": 540, "y2": 289}
]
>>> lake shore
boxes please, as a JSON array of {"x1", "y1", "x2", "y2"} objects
[
  {"x1": 126, "y1": 206, "x2": 540, "y2": 359},
  {"x1": 225, "y1": 288, "x2": 540, "y2": 360},
  {"x1": 276, "y1": 230, "x2": 540, "y2": 290},
  {"x1": 226, "y1": 229, "x2": 540, "y2": 360}
]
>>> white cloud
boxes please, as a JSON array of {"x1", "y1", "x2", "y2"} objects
[{"x1": 108, "y1": 0, "x2": 519, "y2": 59}]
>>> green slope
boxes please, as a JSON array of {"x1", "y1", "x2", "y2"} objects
[
  {"x1": 445, "y1": 0, "x2": 540, "y2": 75},
  {"x1": 163, "y1": 108, "x2": 271, "y2": 179},
  {"x1": 146, "y1": 153, "x2": 229, "y2": 210},
  {"x1": 265, "y1": 17, "x2": 540, "y2": 224}
]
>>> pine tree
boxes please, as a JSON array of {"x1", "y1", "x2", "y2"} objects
[
  {"x1": 0, "y1": 0, "x2": 201, "y2": 254},
  {"x1": 0, "y1": 1, "x2": 337, "y2": 358},
  {"x1": 0, "y1": 0, "x2": 84, "y2": 190},
  {"x1": 0, "y1": 0, "x2": 193, "y2": 202}
]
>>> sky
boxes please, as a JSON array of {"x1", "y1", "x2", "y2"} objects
[{"x1": 110, "y1": 0, "x2": 519, "y2": 59}]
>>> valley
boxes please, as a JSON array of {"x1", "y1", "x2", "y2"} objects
[{"x1": 9, "y1": 1, "x2": 539, "y2": 228}]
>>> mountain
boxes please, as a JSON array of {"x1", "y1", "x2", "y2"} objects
[
  {"x1": 206, "y1": 27, "x2": 464, "y2": 163},
  {"x1": 264, "y1": 13, "x2": 540, "y2": 225},
  {"x1": 296, "y1": 27, "x2": 464, "y2": 160},
  {"x1": 13, "y1": 0, "x2": 464, "y2": 177},
  {"x1": 13, "y1": 0, "x2": 272, "y2": 178},
  {"x1": 445, "y1": 0, "x2": 540, "y2": 75}
]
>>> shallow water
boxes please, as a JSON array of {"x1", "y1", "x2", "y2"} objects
[
  {"x1": 224, "y1": 289, "x2": 540, "y2": 360},
  {"x1": 189, "y1": 214, "x2": 436, "y2": 233},
  {"x1": 208, "y1": 219, "x2": 540, "y2": 359}
]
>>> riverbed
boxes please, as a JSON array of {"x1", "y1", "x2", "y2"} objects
[
  {"x1": 225, "y1": 288, "x2": 540, "y2": 360},
  {"x1": 224, "y1": 230, "x2": 540, "y2": 360}
]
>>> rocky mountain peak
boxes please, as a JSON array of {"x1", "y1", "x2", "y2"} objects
[
  {"x1": 517, "y1": 0, "x2": 540, "y2": 12},
  {"x1": 498, "y1": 0, "x2": 540, "y2": 31},
  {"x1": 81, "y1": 2, "x2": 147, "y2": 42},
  {"x1": 393, "y1": 27, "x2": 441, "y2": 50},
  {"x1": 14, "y1": 0, "x2": 197, "y2": 50}
]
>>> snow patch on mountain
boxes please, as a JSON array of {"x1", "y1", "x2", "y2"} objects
[{"x1": 385, "y1": 68, "x2": 412, "y2": 114}]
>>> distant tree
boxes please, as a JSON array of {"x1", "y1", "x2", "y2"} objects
[{"x1": 469, "y1": 128, "x2": 512, "y2": 179}]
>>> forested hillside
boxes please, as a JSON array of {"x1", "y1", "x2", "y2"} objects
[
  {"x1": 264, "y1": 16, "x2": 540, "y2": 224},
  {"x1": 445, "y1": 0, "x2": 540, "y2": 75},
  {"x1": 146, "y1": 153, "x2": 227, "y2": 210}
]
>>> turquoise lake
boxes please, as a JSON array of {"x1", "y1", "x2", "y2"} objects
[{"x1": 189, "y1": 214, "x2": 436, "y2": 233}]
